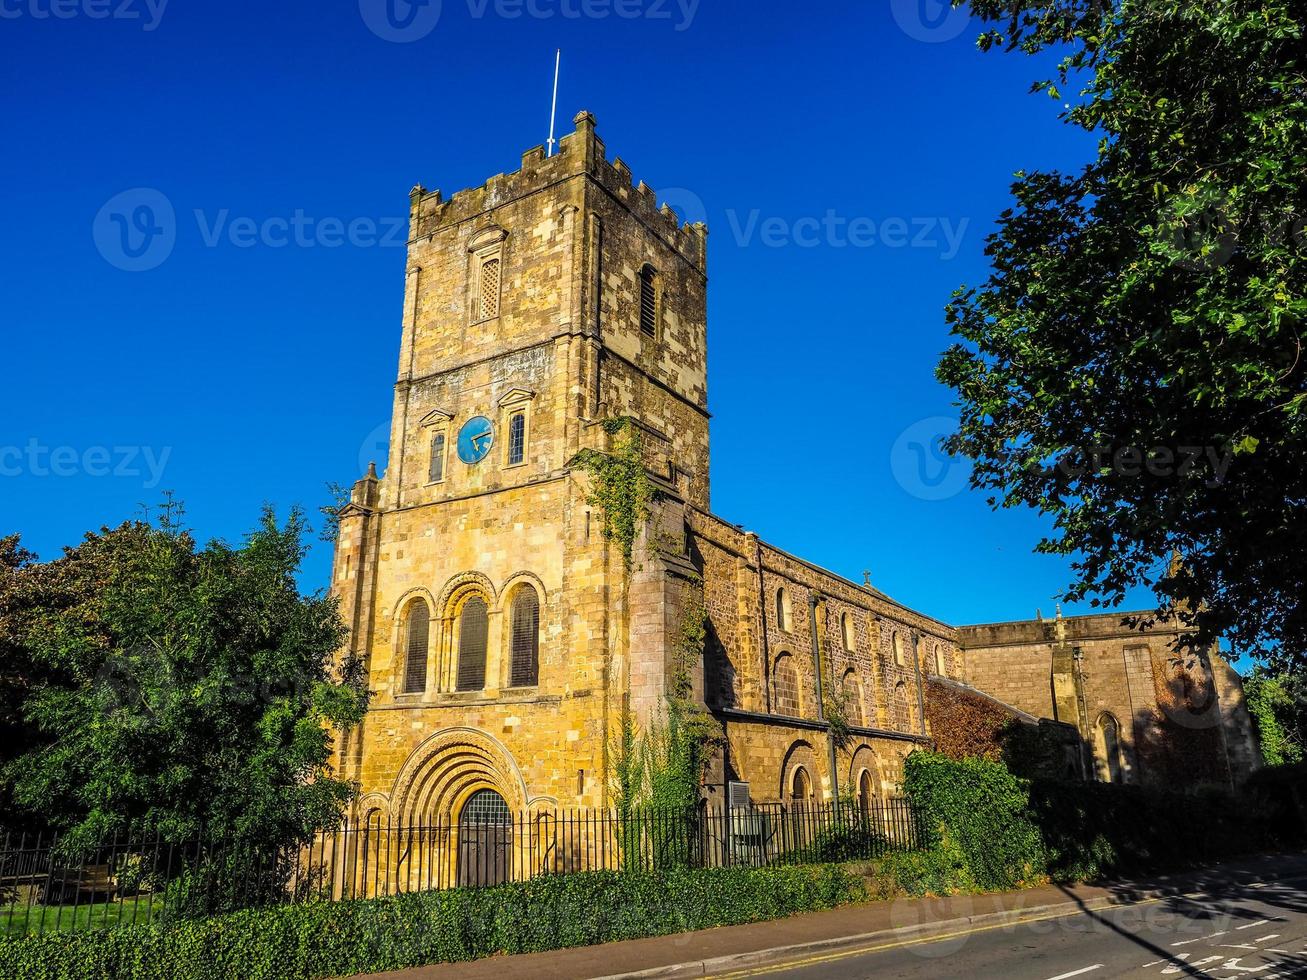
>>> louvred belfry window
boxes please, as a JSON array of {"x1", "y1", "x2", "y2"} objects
[
  {"x1": 479, "y1": 257, "x2": 501, "y2": 320},
  {"x1": 639, "y1": 265, "x2": 657, "y2": 336},
  {"x1": 457, "y1": 596, "x2": 489, "y2": 691},
  {"x1": 510, "y1": 587, "x2": 540, "y2": 687},
  {"x1": 403, "y1": 601, "x2": 430, "y2": 694}
]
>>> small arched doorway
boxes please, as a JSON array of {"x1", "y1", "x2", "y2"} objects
[
  {"x1": 457, "y1": 788, "x2": 512, "y2": 886},
  {"x1": 858, "y1": 769, "x2": 874, "y2": 821},
  {"x1": 790, "y1": 766, "x2": 811, "y2": 804}
]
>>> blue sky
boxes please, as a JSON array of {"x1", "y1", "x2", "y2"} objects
[{"x1": 0, "y1": 0, "x2": 1147, "y2": 627}]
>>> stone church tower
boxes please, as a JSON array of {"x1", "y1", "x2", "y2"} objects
[
  {"x1": 331, "y1": 112, "x2": 711, "y2": 820},
  {"x1": 330, "y1": 113, "x2": 1259, "y2": 843}
]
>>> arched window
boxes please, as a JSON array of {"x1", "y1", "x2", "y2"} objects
[
  {"x1": 776, "y1": 588, "x2": 791, "y2": 632},
  {"x1": 639, "y1": 264, "x2": 658, "y2": 336},
  {"x1": 933, "y1": 642, "x2": 946, "y2": 676},
  {"x1": 893, "y1": 632, "x2": 906, "y2": 666},
  {"x1": 840, "y1": 612, "x2": 854, "y2": 651},
  {"x1": 790, "y1": 766, "x2": 810, "y2": 802},
  {"x1": 773, "y1": 653, "x2": 800, "y2": 717},
  {"x1": 457, "y1": 596, "x2": 489, "y2": 691},
  {"x1": 507, "y1": 412, "x2": 526, "y2": 466},
  {"x1": 402, "y1": 600, "x2": 430, "y2": 694},
  {"x1": 1096, "y1": 713, "x2": 1125, "y2": 783},
  {"x1": 509, "y1": 586, "x2": 540, "y2": 687}
]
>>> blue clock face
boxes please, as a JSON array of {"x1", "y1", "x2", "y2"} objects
[{"x1": 457, "y1": 416, "x2": 495, "y2": 464}]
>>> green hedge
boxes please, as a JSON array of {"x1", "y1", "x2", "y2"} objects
[
  {"x1": 903, "y1": 752, "x2": 1045, "y2": 890},
  {"x1": 0, "y1": 864, "x2": 864, "y2": 980},
  {"x1": 1027, "y1": 778, "x2": 1287, "y2": 880},
  {"x1": 904, "y1": 751, "x2": 1302, "y2": 889}
]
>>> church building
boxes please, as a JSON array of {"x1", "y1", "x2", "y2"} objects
[{"x1": 329, "y1": 113, "x2": 1260, "y2": 841}]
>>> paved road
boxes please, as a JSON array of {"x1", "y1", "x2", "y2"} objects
[{"x1": 706, "y1": 875, "x2": 1307, "y2": 980}]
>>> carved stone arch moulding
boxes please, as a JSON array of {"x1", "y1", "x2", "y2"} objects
[
  {"x1": 353, "y1": 792, "x2": 391, "y2": 824},
  {"x1": 497, "y1": 570, "x2": 548, "y2": 612},
  {"x1": 847, "y1": 743, "x2": 884, "y2": 796},
  {"x1": 389, "y1": 726, "x2": 529, "y2": 823},
  {"x1": 779, "y1": 739, "x2": 818, "y2": 801},
  {"x1": 437, "y1": 571, "x2": 497, "y2": 618}
]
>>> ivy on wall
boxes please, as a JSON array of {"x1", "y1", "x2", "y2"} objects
[
  {"x1": 570, "y1": 418, "x2": 658, "y2": 570},
  {"x1": 611, "y1": 578, "x2": 720, "y2": 819}
]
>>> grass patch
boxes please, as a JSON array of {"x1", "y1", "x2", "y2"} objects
[{"x1": 1, "y1": 897, "x2": 165, "y2": 937}]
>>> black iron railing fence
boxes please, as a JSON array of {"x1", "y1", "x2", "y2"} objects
[{"x1": 0, "y1": 798, "x2": 922, "y2": 936}]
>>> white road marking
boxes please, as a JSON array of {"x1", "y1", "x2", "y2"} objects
[
  {"x1": 1041, "y1": 967, "x2": 1103, "y2": 980},
  {"x1": 1255, "y1": 936, "x2": 1282, "y2": 943},
  {"x1": 1238, "y1": 920, "x2": 1273, "y2": 931},
  {"x1": 1175, "y1": 932, "x2": 1229, "y2": 947}
]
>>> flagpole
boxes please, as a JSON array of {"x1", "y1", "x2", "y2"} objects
[{"x1": 546, "y1": 49, "x2": 561, "y2": 157}]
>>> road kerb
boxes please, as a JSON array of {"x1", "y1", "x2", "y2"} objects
[{"x1": 590, "y1": 890, "x2": 1175, "y2": 980}]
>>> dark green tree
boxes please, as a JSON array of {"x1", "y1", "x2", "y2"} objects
[
  {"x1": 938, "y1": 0, "x2": 1307, "y2": 661},
  {"x1": 1, "y1": 503, "x2": 369, "y2": 854}
]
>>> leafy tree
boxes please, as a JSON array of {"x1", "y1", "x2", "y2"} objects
[
  {"x1": 0, "y1": 503, "x2": 369, "y2": 854},
  {"x1": 938, "y1": 0, "x2": 1307, "y2": 662},
  {"x1": 1244, "y1": 667, "x2": 1306, "y2": 765}
]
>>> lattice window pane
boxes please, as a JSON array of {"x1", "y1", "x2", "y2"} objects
[
  {"x1": 460, "y1": 788, "x2": 510, "y2": 825},
  {"x1": 457, "y1": 596, "x2": 489, "y2": 691},
  {"x1": 429, "y1": 432, "x2": 446, "y2": 483},
  {"x1": 510, "y1": 587, "x2": 539, "y2": 687},
  {"x1": 479, "y1": 257, "x2": 501, "y2": 320},
  {"x1": 507, "y1": 413, "x2": 525, "y2": 466},
  {"x1": 403, "y1": 602, "x2": 430, "y2": 694},
  {"x1": 639, "y1": 266, "x2": 657, "y2": 336}
]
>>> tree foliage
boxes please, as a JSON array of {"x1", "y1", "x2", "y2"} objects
[
  {"x1": 938, "y1": 0, "x2": 1307, "y2": 661},
  {"x1": 1244, "y1": 666, "x2": 1306, "y2": 765},
  {"x1": 0, "y1": 503, "x2": 369, "y2": 852}
]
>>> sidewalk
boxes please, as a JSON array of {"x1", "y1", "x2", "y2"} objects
[{"x1": 349, "y1": 853, "x2": 1307, "y2": 980}]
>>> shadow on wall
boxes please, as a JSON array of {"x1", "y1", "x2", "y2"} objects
[
  {"x1": 925, "y1": 677, "x2": 1085, "y2": 780},
  {"x1": 926, "y1": 662, "x2": 1248, "y2": 790}
]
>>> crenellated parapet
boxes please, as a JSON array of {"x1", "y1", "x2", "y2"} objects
[{"x1": 406, "y1": 111, "x2": 707, "y2": 272}]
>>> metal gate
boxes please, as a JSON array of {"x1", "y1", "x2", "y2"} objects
[{"x1": 457, "y1": 789, "x2": 511, "y2": 887}]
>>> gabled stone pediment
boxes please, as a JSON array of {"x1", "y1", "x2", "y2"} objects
[
  {"x1": 497, "y1": 388, "x2": 536, "y2": 408},
  {"x1": 418, "y1": 408, "x2": 453, "y2": 427}
]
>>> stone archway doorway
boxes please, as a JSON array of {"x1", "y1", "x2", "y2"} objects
[{"x1": 457, "y1": 788, "x2": 512, "y2": 886}]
